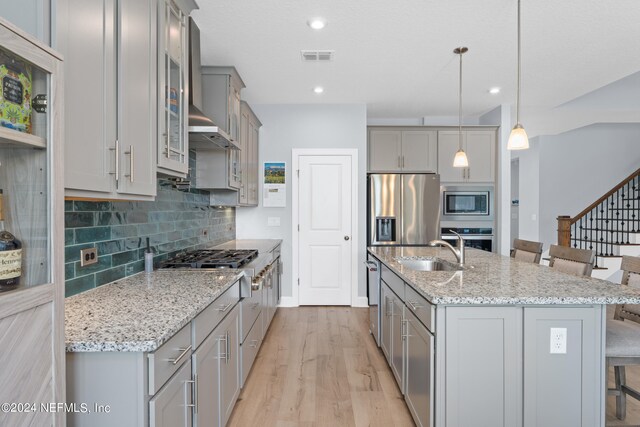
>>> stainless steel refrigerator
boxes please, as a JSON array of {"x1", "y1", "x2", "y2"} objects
[{"x1": 368, "y1": 174, "x2": 441, "y2": 246}]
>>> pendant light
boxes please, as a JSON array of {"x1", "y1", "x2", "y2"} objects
[
  {"x1": 507, "y1": 0, "x2": 529, "y2": 150},
  {"x1": 453, "y1": 47, "x2": 469, "y2": 168}
]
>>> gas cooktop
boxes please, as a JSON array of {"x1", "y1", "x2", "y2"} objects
[{"x1": 161, "y1": 249, "x2": 258, "y2": 269}]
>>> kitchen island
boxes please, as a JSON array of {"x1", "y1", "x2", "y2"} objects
[{"x1": 368, "y1": 246, "x2": 640, "y2": 427}]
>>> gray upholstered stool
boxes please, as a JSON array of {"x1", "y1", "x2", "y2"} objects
[
  {"x1": 607, "y1": 255, "x2": 640, "y2": 421},
  {"x1": 548, "y1": 244, "x2": 595, "y2": 276}
]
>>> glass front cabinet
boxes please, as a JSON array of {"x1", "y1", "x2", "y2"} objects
[
  {"x1": 157, "y1": 0, "x2": 197, "y2": 177},
  {"x1": 0, "y1": 17, "x2": 65, "y2": 427}
]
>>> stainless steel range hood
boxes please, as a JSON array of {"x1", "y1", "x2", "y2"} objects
[{"x1": 188, "y1": 19, "x2": 239, "y2": 150}]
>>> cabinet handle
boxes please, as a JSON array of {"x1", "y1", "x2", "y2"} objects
[
  {"x1": 402, "y1": 156, "x2": 405, "y2": 167},
  {"x1": 386, "y1": 298, "x2": 392, "y2": 317},
  {"x1": 217, "y1": 302, "x2": 233, "y2": 312},
  {"x1": 226, "y1": 331, "x2": 230, "y2": 363},
  {"x1": 185, "y1": 378, "x2": 196, "y2": 411},
  {"x1": 185, "y1": 375, "x2": 197, "y2": 412},
  {"x1": 169, "y1": 345, "x2": 192, "y2": 365},
  {"x1": 401, "y1": 318, "x2": 412, "y2": 340},
  {"x1": 397, "y1": 156, "x2": 401, "y2": 168},
  {"x1": 218, "y1": 334, "x2": 227, "y2": 361},
  {"x1": 249, "y1": 339, "x2": 259, "y2": 348},
  {"x1": 124, "y1": 145, "x2": 134, "y2": 183},
  {"x1": 364, "y1": 260, "x2": 378, "y2": 272},
  {"x1": 109, "y1": 139, "x2": 120, "y2": 188},
  {"x1": 407, "y1": 300, "x2": 423, "y2": 311},
  {"x1": 468, "y1": 168, "x2": 471, "y2": 180}
]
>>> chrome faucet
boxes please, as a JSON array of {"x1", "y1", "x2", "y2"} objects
[{"x1": 428, "y1": 230, "x2": 465, "y2": 265}]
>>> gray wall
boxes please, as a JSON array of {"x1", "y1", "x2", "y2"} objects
[
  {"x1": 235, "y1": 104, "x2": 368, "y2": 302},
  {"x1": 516, "y1": 123, "x2": 640, "y2": 249}
]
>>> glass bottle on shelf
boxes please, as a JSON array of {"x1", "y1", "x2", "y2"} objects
[{"x1": 0, "y1": 189, "x2": 22, "y2": 290}]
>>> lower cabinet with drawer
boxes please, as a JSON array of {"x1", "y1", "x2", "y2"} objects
[
  {"x1": 66, "y1": 280, "x2": 242, "y2": 427},
  {"x1": 379, "y1": 270, "x2": 435, "y2": 427}
]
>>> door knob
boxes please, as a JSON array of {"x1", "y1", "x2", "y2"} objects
[{"x1": 344, "y1": 236, "x2": 350, "y2": 241}]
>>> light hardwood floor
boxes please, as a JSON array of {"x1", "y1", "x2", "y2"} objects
[
  {"x1": 228, "y1": 307, "x2": 415, "y2": 427},
  {"x1": 230, "y1": 306, "x2": 640, "y2": 426}
]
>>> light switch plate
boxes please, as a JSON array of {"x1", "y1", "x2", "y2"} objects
[
  {"x1": 550, "y1": 327, "x2": 567, "y2": 354},
  {"x1": 267, "y1": 217, "x2": 281, "y2": 227}
]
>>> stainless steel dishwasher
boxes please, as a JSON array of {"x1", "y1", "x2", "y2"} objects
[{"x1": 365, "y1": 254, "x2": 381, "y2": 346}]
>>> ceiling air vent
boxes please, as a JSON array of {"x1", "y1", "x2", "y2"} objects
[{"x1": 301, "y1": 50, "x2": 334, "y2": 62}]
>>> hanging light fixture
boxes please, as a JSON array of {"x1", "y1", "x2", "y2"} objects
[
  {"x1": 507, "y1": 0, "x2": 529, "y2": 150},
  {"x1": 453, "y1": 47, "x2": 469, "y2": 168}
]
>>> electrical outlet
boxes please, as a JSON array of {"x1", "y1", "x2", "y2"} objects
[
  {"x1": 550, "y1": 327, "x2": 567, "y2": 354},
  {"x1": 80, "y1": 247, "x2": 98, "y2": 267}
]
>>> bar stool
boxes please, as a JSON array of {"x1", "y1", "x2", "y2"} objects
[
  {"x1": 510, "y1": 239, "x2": 544, "y2": 264},
  {"x1": 607, "y1": 255, "x2": 640, "y2": 421},
  {"x1": 548, "y1": 245, "x2": 595, "y2": 276}
]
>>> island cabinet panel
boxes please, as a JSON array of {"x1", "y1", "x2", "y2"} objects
[
  {"x1": 523, "y1": 307, "x2": 603, "y2": 427},
  {"x1": 381, "y1": 282, "x2": 393, "y2": 363},
  {"x1": 405, "y1": 308, "x2": 435, "y2": 427},
  {"x1": 444, "y1": 307, "x2": 522, "y2": 427},
  {"x1": 390, "y1": 295, "x2": 405, "y2": 391}
]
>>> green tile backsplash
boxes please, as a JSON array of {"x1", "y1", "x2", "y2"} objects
[{"x1": 64, "y1": 179, "x2": 235, "y2": 297}]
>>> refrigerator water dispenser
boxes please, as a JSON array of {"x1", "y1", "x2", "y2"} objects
[{"x1": 376, "y1": 217, "x2": 396, "y2": 242}]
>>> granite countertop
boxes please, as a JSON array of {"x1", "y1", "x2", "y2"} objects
[
  {"x1": 368, "y1": 246, "x2": 640, "y2": 305},
  {"x1": 65, "y1": 270, "x2": 244, "y2": 352},
  {"x1": 213, "y1": 239, "x2": 282, "y2": 254}
]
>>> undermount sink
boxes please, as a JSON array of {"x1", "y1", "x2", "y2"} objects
[{"x1": 397, "y1": 257, "x2": 466, "y2": 272}]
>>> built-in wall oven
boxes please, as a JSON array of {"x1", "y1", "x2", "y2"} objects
[{"x1": 441, "y1": 227, "x2": 494, "y2": 252}]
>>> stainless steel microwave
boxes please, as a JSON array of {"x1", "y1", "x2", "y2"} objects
[{"x1": 443, "y1": 190, "x2": 490, "y2": 216}]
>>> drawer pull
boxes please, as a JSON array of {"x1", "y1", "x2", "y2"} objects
[
  {"x1": 217, "y1": 302, "x2": 233, "y2": 312},
  {"x1": 407, "y1": 300, "x2": 423, "y2": 311},
  {"x1": 185, "y1": 376, "x2": 197, "y2": 412},
  {"x1": 169, "y1": 345, "x2": 192, "y2": 366},
  {"x1": 249, "y1": 339, "x2": 259, "y2": 348}
]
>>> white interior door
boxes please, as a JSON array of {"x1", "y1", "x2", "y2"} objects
[{"x1": 298, "y1": 155, "x2": 352, "y2": 305}]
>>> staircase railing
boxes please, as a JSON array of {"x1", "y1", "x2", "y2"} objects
[{"x1": 557, "y1": 168, "x2": 640, "y2": 268}]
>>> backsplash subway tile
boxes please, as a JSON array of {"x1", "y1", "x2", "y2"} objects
[{"x1": 64, "y1": 179, "x2": 235, "y2": 297}]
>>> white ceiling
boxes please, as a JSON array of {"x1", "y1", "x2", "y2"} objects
[{"x1": 191, "y1": 0, "x2": 640, "y2": 125}]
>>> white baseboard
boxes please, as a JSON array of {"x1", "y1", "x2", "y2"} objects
[
  {"x1": 352, "y1": 296, "x2": 369, "y2": 308},
  {"x1": 278, "y1": 296, "x2": 298, "y2": 307},
  {"x1": 278, "y1": 296, "x2": 369, "y2": 308}
]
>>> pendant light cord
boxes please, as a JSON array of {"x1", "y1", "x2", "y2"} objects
[
  {"x1": 516, "y1": 0, "x2": 521, "y2": 124},
  {"x1": 458, "y1": 49, "x2": 463, "y2": 150}
]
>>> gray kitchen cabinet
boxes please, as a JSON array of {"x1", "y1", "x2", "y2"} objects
[
  {"x1": 192, "y1": 326, "x2": 220, "y2": 427},
  {"x1": 238, "y1": 101, "x2": 261, "y2": 206},
  {"x1": 381, "y1": 282, "x2": 393, "y2": 364},
  {"x1": 391, "y1": 295, "x2": 405, "y2": 392},
  {"x1": 59, "y1": 0, "x2": 157, "y2": 200},
  {"x1": 0, "y1": 0, "x2": 51, "y2": 45},
  {"x1": 443, "y1": 306, "x2": 522, "y2": 427},
  {"x1": 149, "y1": 359, "x2": 193, "y2": 427},
  {"x1": 437, "y1": 130, "x2": 495, "y2": 183},
  {"x1": 66, "y1": 280, "x2": 243, "y2": 427},
  {"x1": 405, "y1": 308, "x2": 434, "y2": 427},
  {"x1": 523, "y1": 307, "x2": 601, "y2": 427},
  {"x1": 157, "y1": 0, "x2": 196, "y2": 178},
  {"x1": 201, "y1": 66, "x2": 245, "y2": 143},
  {"x1": 219, "y1": 304, "x2": 240, "y2": 427},
  {"x1": 368, "y1": 128, "x2": 437, "y2": 173}
]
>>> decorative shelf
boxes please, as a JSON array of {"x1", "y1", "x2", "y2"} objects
[{"x1": 0, "y1": 127, "x2": 46, "y2": 149}]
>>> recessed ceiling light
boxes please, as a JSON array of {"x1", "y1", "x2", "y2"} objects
[
  {"x1": 313, "y1": 86, "x2": 324, "y2": 94},
  {"x1": 489, "y1": 87, "x2": 501, "y2": 95},
  {"x1": 308, "y1": 18, "x2": 327, "y2": 30}
]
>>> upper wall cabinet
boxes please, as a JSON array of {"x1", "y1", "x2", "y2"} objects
[
  {"x1": 59, "y1": 0, "x2": 158, "y2": 200},
  {"x1": 239, "y1": 101, "x2": 261, "y2": 206},
  {"x1": 201, "y1": 66, "x2": 245, "y2": 144},
  {"x1": 368, "y1": 129, "x2": 437, "y2": 173},
  {"x1": 438, "y1": 130, "x2": 495, "y2": 183},
  {"x1": 157, "y1": 0, "x2": 196, "y2": 178},
  {"x1": 0, "y1": 0, "x2": 51, "y2": 46}
]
